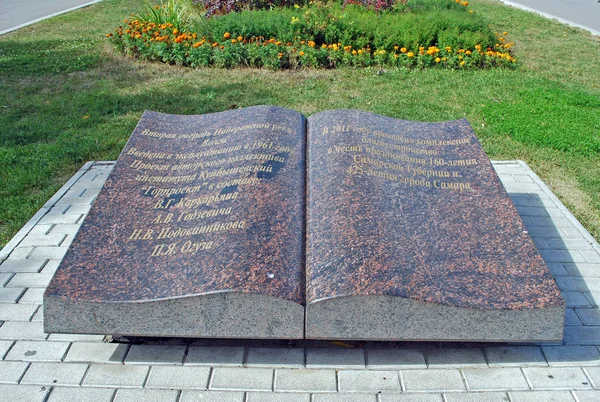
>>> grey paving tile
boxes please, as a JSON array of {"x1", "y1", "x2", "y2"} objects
[
  {"x1": 583, "y1": 366, "x2": 600, "y2": 388},
  {"x1": 542, "y1": 346, "x2": 600, "y2": 366},
  {"x1": 581, "y1": 251, "x2": 600, "y2": 263},
  {"x1": 426, "y1": 347, "x2": 487, "y2": 368},
  {"x1": 380, "y1": 395, "x2": 444, "y2": 402},
  {"x1": 0, "y1": 259, "x2": 45, "y2": 273},
  {"x1": 463, "y1": 368, "x2": 529, "y2": 391},
  {"x1": 6, "y1": 272, "x2": 52, "y2": 288},
  {"x1": 313, "y1": 394, "x2": 377, "y2": 402},
  {"x1": 180, "y1": 390, "x2": 245, "y2": 402},
  {"x1": 49, "y1": 224, "x2": 81, "y2": 235},
  {"x1": 275, "y1": 369, "x2": 337, "y2": 392},
  {"x1": 575, "y1": 308, "x2": 600, "y2": 325},
  {"x1": 5, "y1": 340, "x2": 70, "y2": 362},
  {"x1": 0, "y1": 288, "x2": 25, "y2": 303},
  {"x1": 64, "y1": 342, "x2": 128, "y2": 363},
  {"x1": 47, "y1": 387, "x2": 115, "y2": 402},
  {"x1": 306, "y1": 348, "x2": 365, "y2": 368},
  {"x1": 565, "y1": 263, "x2": 600, "y2": 277},
  {"x1": 485, "y1": 346, "x2": 547, "y2": 367},
  {"x1": 146, "y1": 365, "x2": 210, "y2": 389},
  {"x1": 83, "y1": 364, "x2": 149, "y2": 387},
  {"x1": 19, "y1": 234, "x2": 65, "y2": 247},
  {"x1": 565, "y1": 308, "x2": 583, "y2": 325},
  {"x1": 402, "y1": 369, "x2": 465, "y2": 391},
  {"x1": 27, "y1": 246, "x2": 69, "y2": 260},
  {"x1": 113, "y1": 388, "x2": 179, "y2": 402},
  {"x1": 185, "y1": 346, "x2": 244, "y2": 366},
  {"x1": 246, "y1": 393, "x2": 311, "y2": 402},
  {"x1": 366, "y1": 348, "x2": 426, "y2": 369},
  {"x1": 575, "y1": 390, "x2": 600, "y2": 402},
  {"x1": 17, "y1": 288, "x2": 45, "y2": 304},
  {"x1": 21, "y1": 362, "x2": 88, "y2": 386},
  {"x1": 338, "y1": 370, "x2": 400, "y2": 391},
  {"x1": 509, "y1": 390, "x2": 576, "y2": 401},
  {"x1": 30, "y1": 307, "x2": 43, "y2": 322},
  {"x1": 125, "y1": 344, "x2": 186, "y2": 364},
  {"x1": 562, "y1": 292, "x2": 594, "y2": 308},
  {"x1": 523, "y1": 367, "x2": 591, "y2": 389},
  {"x1": 0, "y1": 384, "x2": 49, "y2": 402},
  {"x1": 0, "y1": 303, "x2": 38, "y2": 321},
  {"x1": 0, "y1": 273, "x2": 13, "y2": 286},
  {"x1": 0, "y1": 340, "x2": 13, "y2": 358},
  {"x1": 444, "y1": 393, "x2": 509, "y2": 402},
  {"x1": 6, "y1": 248, "x2": 34, "y2": 260},
  {"x1": 47, "y1": 333, "x2": 106, "y2": 342},
  {"x1": 246, "y1": 347, "x2": 304, "y2": 368},
  {"x1": 0, "y1": 321, "x2": 47, "y2": 340},
  {"x1": 563, "y1": 326, "x2": 600, "y2": 345},
  {"x1": 211, "y1": 367, "x2": 273, "y2": 391},
  {"x1": 40, "y1": 259, "x2": 61, "y2": 274},
  {"x1": 0, "y1": 361, "x2": 28, "y2": 384}
]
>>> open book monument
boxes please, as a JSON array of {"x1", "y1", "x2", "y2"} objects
[{"x1": 44, "y1": 106, "x2": 565, "y2": 342}]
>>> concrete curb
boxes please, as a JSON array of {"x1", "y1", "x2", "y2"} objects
[
  {"x1": 496, "y1": 0, "x2": 600, "y2": 37},
  {"x1": 0, "y1": 0, "x2": 103, "y2": 36}
]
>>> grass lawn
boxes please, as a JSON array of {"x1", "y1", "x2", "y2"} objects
[{"x1": 0, "y1": 0, "x2": 599, "y2": 247}]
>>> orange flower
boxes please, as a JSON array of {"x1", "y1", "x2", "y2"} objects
[
  {"x1": 193, "y1": 42, "x2": 202, "y2": 48},
  {"x1": 299, "y1": 51, "x2": 305, "y2": 56},
  {"x1": 231, "y1": 39, "x2": 237, "y2": 44},
  {"x1": 223, "y1": 32, "x2": 231, "y2": 39},
  {"x1": 237, "y1": 36, "x2": 243, "y2": 41},
  {"x1": 213, "y1": 42, "x2": 218, "y2": 47}
]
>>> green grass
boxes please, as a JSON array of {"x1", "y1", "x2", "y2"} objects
[{"x1": 1, "y1": 0, "x2": 599, "y2": 247}]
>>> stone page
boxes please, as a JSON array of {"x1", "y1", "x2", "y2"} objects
[
  {"x1": 305, "y1": 109, "x2": 565, "y2": 341},
  {"x1": 45, "y1": 106, "x2": 306, "y2": 339}
]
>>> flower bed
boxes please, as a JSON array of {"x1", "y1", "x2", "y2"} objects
[{"x1": 108, "y1": 0, "x2": 516, "y2": 69}]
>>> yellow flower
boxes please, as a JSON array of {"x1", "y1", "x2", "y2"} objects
[
  {"x1": 291, "y1": 17, "x2": 300, "y2": 24},
  {"x1": 238, "y1": 36, "x2": 243, "y2": 41},
  {"x1": 352, "y1": 50, "x2": 357, "y2": 55},
  {"x1": 400, "y1": 47, "x2": 407, "y2": 53},
  {"x1": 407, "y1": 51, "x2": 414, "y2": 58},
  {"x1": 466, "y1": 50, "x2": 472, "y2": 55},
  {"x1": 308, "y1": 41, "x2": 315, "y2": 47},
  {"x1": 294, "y1": 4, "x2": 300, "y2": 8},
  {"x1": 173, "y1": 29, "x2": 178, "y2": 35},
  {"x1": 435, "y1": 57, "x2": 441, "y2": 63},
  {"x1": 469, "y1": 9, "x2": 473, "y2": 13},
  {"x1": 503, "y1": 31, "x2": 508, "y2": 35},
  {"x1": 231, "y1": 39, "x2": 237, "y2": 44},
  {"x1": 394, "y1": 46, "x2": 399, "y2": 50},
  {"x1": 275, "y1": 41, "x2": 282, "y2": 46},
  {"x1": 223, "y1": 32, "x2": 231, "y2": 39},
  {"x1": 299, "y1": 51, "x2": 305, "y2": 56},
  {"x1": 358, "y1": 49, "x2": 363, "y2": 55},
  {"x1": 460, "y1": 60, "x2": 466, "y2": 66}
]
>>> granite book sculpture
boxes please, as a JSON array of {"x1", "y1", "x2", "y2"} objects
[{"x1": 44, "y1": 106, "x2": 565, "y2": 342}]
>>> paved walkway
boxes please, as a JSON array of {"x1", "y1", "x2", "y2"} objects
[
  {"x1": 498, "y1": 0, "x2": 600, "y2": 35},
  {"x1": 0, "y1": 160, "x2": 600, "y2": 401},
  {"x1": 0, "y1": 0, "x2": 102, "y2": 36}
]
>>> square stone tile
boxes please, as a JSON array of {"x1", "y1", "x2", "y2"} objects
[{"x1": 146, "y1": 365, "x2": 210, "y2": 389}]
